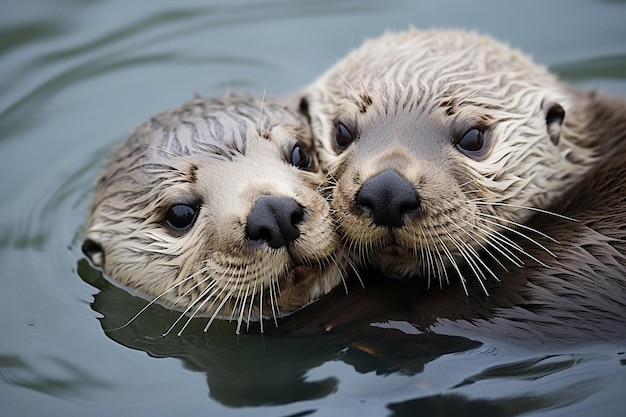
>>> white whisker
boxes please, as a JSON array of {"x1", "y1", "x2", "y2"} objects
[
  {"x1": 425, "y1": 226, "x2": 449, "y2": 288},
  {"x1": 236, "y1": 283, "x2": 251, "y2": 334},
  {"x1": 203, "y1": 280, "x2": 238, "y2": 333},
  {"x1": 108, "y1": 269, "x2": 203, "y2": 332},
  {"x1": 259, "y1": 285, "x2": 264, "y2": 333},
  {"x1": 269, "y1": 275, "x2": 279, "y2": 328},
  {"x1": 456, "y1": 216, "x2": 508, "y2": 274},
  {"x1": 473, "y1": 201, "x2": 578, "y2": 222},
  {"x1": 444, "y1": 229, "x2": 489, "y2": 295},
  {"x1": 163, "y1": 277, "x2": 220, "y2": 336},
  {"x1": 436, "y1": 235, "x2": 468, "y2": 295},
  {"x1": 478, "y1": 211, "x2": 559, "y2": 243},
  {"x1": 246, "y1": 278, "x2": 258, "y2": 333},
  {"x1": 479, "y1": 216, "x2": 557, "y2": 261}
]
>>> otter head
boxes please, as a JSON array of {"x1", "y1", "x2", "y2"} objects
[
  {"x1": 82, "y1": 95, "x2": 347, "y2": 332},
  {"x1": 301, "y1": 29, "x2": 596, "y2": 291}
]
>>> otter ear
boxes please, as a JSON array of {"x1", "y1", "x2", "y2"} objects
[
  {"x1": 542, "y1": 100, "x2": 565, "y2": 146},
  {"x1": 298, "y1": 96, "x2": 311, "y2": 123},
  {"x1": 82, "y1": 237, "x2": 104, "y2": 267},
  {"x1": 277, "y1": 90, "x2": 311, "y2": 122}
]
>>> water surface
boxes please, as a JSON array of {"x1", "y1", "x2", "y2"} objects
[{"x1": 1, "y1": 1, "x2": 625, "y2": 416}]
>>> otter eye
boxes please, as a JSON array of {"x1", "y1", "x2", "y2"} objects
[
  {"x1": 333, "y1": 122, "x2": 354, "y2": 152},
  {"x1": 165, "y1": 204, "x2": 198, "y2": 232},
  {"x1": 456, "y1": 128, "x2": 485, "y2": 155},
  {"x1": 290, "y1": 143, "x2": 312, "y2": 170}
]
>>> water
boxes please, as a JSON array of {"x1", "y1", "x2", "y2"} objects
[{"x1": 1, "y1": 0, "x2": 625, "y2": 415}]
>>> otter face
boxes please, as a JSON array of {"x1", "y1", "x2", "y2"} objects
[
  {"x1": 303, "y1": 29, "x2": 595, "y2": 291},
  {"x1": 82, "y1": 95, "x2": 347, "y2": 332}
]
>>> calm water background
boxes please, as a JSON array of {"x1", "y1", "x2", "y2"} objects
[{"x1": 1, "y1": 1, "x2": 626, "y2": 416}]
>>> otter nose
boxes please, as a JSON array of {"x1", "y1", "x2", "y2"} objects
[
  {"x1": 246, "y1": 196, "x2": 304, "y2": 249},
  {"x1": 356, "y1": 168, "x2": 420, "y2": 227}
]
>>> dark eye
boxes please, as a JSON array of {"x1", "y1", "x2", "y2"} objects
[
  {"x1": 290, "y1": 143, "x2": 312, "y2": 170},
  {"x1": 456, "y1": 128, "x2": 486, "y2": 155},
  {"x1": 165, "y1": 204, "x2": 198, "y2": 232},
  {"x1": 333, "y1": 122, "x2": 354, "y2": 151}
]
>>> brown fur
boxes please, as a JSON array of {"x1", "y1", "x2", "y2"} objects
[{"x1": 288, "y1": 30, "x2": 626, "y2": 343}]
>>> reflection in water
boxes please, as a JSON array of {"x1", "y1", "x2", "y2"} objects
[
  {"x1": 0, "y1": 21, "x2": 68, "y2": 56},
  {"x1": 388, "y1": 355, "x2": 607, "y2": 417},
  {"x1": 552, "y1": 53, "x2": 626, "y2": 82},
  {"x1": 78, "y1": 259, "x2": 480, "y2": 408},
  {"x1": 79, "y1": 259, "x2": 623, "y2": 415},
  {"x1": 78, "y1": 259, "x2": 339, "y2": 407},
  {"x1": 0, "y1": 354, "x2": 111, "y2": 399}
]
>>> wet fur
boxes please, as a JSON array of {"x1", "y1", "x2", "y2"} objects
[
  {"x1": 82, "y1": 94, "x2": 349, "y2": 333},
  {"x1": 302, "y1": 29, "x2": 605, "y2": 288},
  {"x1": 291, "y1": 29, "x2": 626, "y2": 342}
]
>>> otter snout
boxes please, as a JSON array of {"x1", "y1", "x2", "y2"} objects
[
  {"x1": 246, "y1": 195, "x2": 304, "y2": 248},
  {"x1": 356, "y1": 168, "x2": 421, "y2": 227}
]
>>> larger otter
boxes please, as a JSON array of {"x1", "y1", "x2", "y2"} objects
[
  {"x1": 294, "y1": 29, "x2": 626, "y2": 341},
  {"x1": 82, "y1": 94, "x2": 348, "y2": 333}
]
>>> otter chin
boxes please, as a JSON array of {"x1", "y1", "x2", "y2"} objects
[{"x1": 82, "y1": 94, "x2": 348, "y2": 333}]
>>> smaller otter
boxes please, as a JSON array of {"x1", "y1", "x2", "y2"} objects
[
  {"x1": 82, "y1": 94, "x2": 348, "y2": 333},
  {"x1": 292, "y1": 29, "x2": 626, "y2": 342}
]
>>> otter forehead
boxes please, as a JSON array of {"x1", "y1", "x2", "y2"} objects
[
  {"x1": 125, "y1": 96, "x2": 307, "y2": 164},
  {"x1": 318, "y1": 29, "x2": 558, "y2": 118},
  {"x1": 345, "y1": 110, "x2": 455, "y2": 165}
]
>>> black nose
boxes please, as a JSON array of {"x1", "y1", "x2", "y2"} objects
[
  {"x1": 246, "y1": 196, "x2": 304, "y2": 249},
  {"x1": 356, "y1": 168, "x2": 420, "y2": 227}
]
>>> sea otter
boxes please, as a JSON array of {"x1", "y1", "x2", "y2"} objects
[
  {"x1": 82, "y1": 94, "x2": 348, "y2": 333},
  {"x1": 288, "y1": 29, "x2": 626, "y2": 342}
]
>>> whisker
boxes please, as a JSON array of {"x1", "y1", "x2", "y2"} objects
[
  {"x1": 228, "y1": 266, "x2": 253, "y2": 330},
  {"x1": 264, "y1": 102, "x2": 289, "y2": 139},
  {"x1": 355, "y1": 71, "x2": 372, "y2": 106},
  {"x1": 444, "y1": 230, "x2": 488, "y2": 295},
  {"x1": 336, "y1": 69, "x2": 361, "y2": 100},
  {"x1": 456, "y1": 217, "x2": 508, "y2": 274},
  {"x1": 163, "y1": 277, "x2": 220, "y2": 336},
  {"x1": 416, "y1": 224, "x2": 432, "y2": 288},
  {"x1": 107, "y1": 268, "x2": 206, "y2": 333},
  {"x1": 478, "y1": 212, "x2": 559, "y2": 244},
  {"x1": 473, "y1": 201, "x2": 578, "y2": 222},
  {"x1": 479, "y1": 216, "x2": 557, "y2": 261},
  {"x1": 412, "y1": 240, "x2": 428, "y2": 282},
  {"x1": 236, "y1": 282, "x2": 251, "y2": 334},
  {"x1": 203, "y1": 279, "x2": 238, "y2": 333},
  {"x1": 425, "y1": 226, "x2": 449, "y2": 288},
  {"x1": 436, "y1": 235, "x2": 468, "y2": 295},
  {"x1": 259, "y1": 285, "x2": 264, "y2": 333},
  {"x1": 229, "y1": 279, "x2": 247, "y2": 323},
  {"x1": 177, "y1": 279, "x2": 230, "y2": 336},
  {"x1": 269, "y1": 274, "x2": 279, "y2": 328},
  {"x1": 246, "y1": 278, "x2": 258, "y2": 332},
  {"x1": 257, "y1": 85, "x2": 267, "y2": 136},
  {"x1": 345, "y1": 255, "x2": 364, "y2": 289},
  {"x1": 172, "y1": 264, "x2": 236, "y2": 336}
]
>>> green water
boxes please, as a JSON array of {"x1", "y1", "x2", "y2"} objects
[{"x1": 1, "y1": 0, "x2": 625, "y2": 416}]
